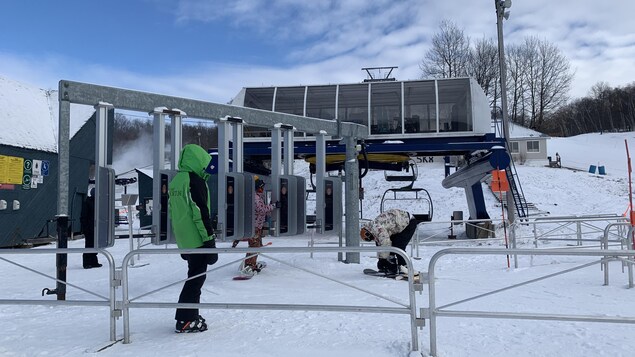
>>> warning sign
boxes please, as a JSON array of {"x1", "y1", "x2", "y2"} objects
[{"x1": 0, "y1": 155, "x2": 25, "y2": 184}]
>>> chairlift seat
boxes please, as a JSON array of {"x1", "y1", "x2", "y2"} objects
[
  {"x1": 385, "y1": 174, "x2": 417, "y2": 182},
  {"x1": 412, "y1": 214, "x2": 431, "y2": 223}
]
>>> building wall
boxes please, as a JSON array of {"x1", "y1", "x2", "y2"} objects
[
  {"x1": 510, "y1": 138, "x2": 548, "y2": 163},
  {"x1": 0, "y1": 114, "x2": 97, "y2": 247},
  {"x1": 0, "y1": 145, "x2": 59, "y2": 247}
]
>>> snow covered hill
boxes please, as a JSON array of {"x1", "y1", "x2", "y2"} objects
[{"x1": 1, "y1": 132, "x2": 635, "y2": 357}]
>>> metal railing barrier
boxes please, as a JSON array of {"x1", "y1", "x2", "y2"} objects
[
  {"x1": 120, "y1": 246, "x2": 425, "y2": 353},
  {"x1": 0, "y1": 248, "x2": 118, "y2": 341},
  {"x1": 426, "y1": 248, "x2": 635, "y2": 357}
]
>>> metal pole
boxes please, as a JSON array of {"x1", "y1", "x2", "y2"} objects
[
  {"x1": 151, "y1": 109, "x2": 167, "y2": 243},
  {"x1": 54, "y1": 215, "x2": 69, "y2": 300},
  {"x1": 344, "y1": 136, "x2": 360, "y2": 263},
  {"x1": 56, "y1": 94, "x2": 71, "y2": 301},
  {"x1": 495, "y1": 0, "x2": 517, "y2": 235}
]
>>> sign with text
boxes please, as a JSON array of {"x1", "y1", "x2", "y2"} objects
[{"x1": 0, "y1": 155, "x2": 24, "y2": 184}]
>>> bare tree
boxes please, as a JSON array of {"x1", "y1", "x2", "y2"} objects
[
  {"x1": 526, "y1": 37, "x2": 573, "y2": 128},
  {"x1": 420, "y1": 20, "x2": 471, "y2": 79},
  {"x1": 505, "y1": 43, "x2": 528, "y2": 126},
  {"x1": 468, "y1": 37, "x2": 500, "y2": 107},
  {"x1": 503, "y1": 37, "x2": 573, "y2": 129}
]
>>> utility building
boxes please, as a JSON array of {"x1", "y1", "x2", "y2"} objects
[{"x1": 0, "y1": 76, "x2": 100, "y2": 247}]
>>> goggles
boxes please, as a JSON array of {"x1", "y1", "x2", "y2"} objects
[{"x1": 361, "y1": 228, "x2": 374, "y2": 241}]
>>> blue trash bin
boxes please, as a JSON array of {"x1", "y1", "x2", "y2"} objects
[
  {"x1": 598, "y1": 166, "x2": 606, "y2": 175},
  {"x1": 588, "y1": 165, "x2": 596, "y2": 174}
]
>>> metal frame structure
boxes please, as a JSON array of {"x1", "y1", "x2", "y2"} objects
[{"x1": 56, "y1": 80, "x2": 369, "y2": 277}]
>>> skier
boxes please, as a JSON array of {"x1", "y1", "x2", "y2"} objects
[
  {"x1": 233, "y1": 177, "x2": 278, "y2": 276},
  {"x1": 360, "y1": 208, "x2": 418, "y2": 275},
  {"x1": 168, "y1": 144, "x2": 218, "y2": 333}
]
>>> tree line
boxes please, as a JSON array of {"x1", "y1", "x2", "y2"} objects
[
  {"x1": 420, "y1": 20, "x2": 634, "y2": 137},
  {"x1": 113, "y1": 113, "x2": 218, "y2": 155}
]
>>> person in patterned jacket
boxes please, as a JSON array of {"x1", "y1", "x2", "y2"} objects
[
  {"x1": 360, "y1": 208, "x2": 418, "y2": 274},
  {"x1": 235, "y1": 177, "x2": 278, "y2": 276}
]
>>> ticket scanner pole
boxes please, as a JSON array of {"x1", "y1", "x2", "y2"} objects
[
  {"x1": 217, "y1": 116, "x2": 248, "y2": 241},
  {"x1": 151, "y1": 107, "x2": 184, "y2": 245},
  {"x1": 271, "y1": 124, "x2": 306, "y2": 236},
  {"x1": 94, "y1": 102, "x2": 116, "y2": 250}
]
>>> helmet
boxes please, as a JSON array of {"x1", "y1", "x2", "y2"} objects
[{"x1": 255, "y1": 179, "x2": 265, "y2": 190}]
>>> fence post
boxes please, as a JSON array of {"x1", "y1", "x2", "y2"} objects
[{"x1": 55, "y1": 215, "x2": 69, "y2": 300}]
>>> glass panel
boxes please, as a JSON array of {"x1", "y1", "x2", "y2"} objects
[
  {"x1": 306, "y1": 86, "x2": 336, "y2": 120},
  {"x1": 437, "y1": 78, "x2": 472, "y2": 132},
  {"x1": 370, "y1": 82, "x2": 402, "y2": 135},
  {"x1": 404, "y1": 81, "x2": 437, "y2": 133},
  {"x1": 337, "y1": 84, "x2": 368, "y2": 127},
  {"x1": 244, "y1": 88, "x2": 274, "y2": 137},
  {"x1": 244, "y1": 87, "x2": 274, "y2": 110},
  {"x1": 275, "y1": 86, "x2": 305, "y2": 116}
]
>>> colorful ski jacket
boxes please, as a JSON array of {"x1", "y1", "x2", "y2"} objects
[
  {"x1": 254, "y1": 191, "x2": 274, "y2": 231},
  {"x1": 363, "y1": 209, "x2": 411, "y2": 258},
  {"x1": 168, "y1": 144, "x2": 215, "y2": 249}
]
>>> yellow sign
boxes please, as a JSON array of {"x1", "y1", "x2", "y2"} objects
[{"x1": 0, "y1": 155, "x2": 24, "y2": 184}]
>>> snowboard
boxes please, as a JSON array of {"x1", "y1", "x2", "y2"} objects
[
  {"x1": 233, "y1": 261, "x2": 267, "y2": 280},
  {"x1": 363, "y1": 268, "x2": 408, "y2": 281},
  {"x1": 232, "y1": 275, "x2": 254, "y2": 281}
]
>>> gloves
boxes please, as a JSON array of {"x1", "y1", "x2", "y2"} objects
[
  {"x1": 273, "y1": 201, "x2": 281, "y2": 208},
  {"x1": 202, "y1": 238, "x2": 218, "y2": 265}
]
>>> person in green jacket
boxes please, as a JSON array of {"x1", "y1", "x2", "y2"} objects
[{"x1": 168, "y1": 144, "x2": 217, "y2": 333}]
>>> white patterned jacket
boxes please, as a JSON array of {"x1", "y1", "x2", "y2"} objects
[{"x1": 363, "y1": 209, "x2": 411, "y2": 259}]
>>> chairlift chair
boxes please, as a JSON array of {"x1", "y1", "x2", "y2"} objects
[{"x1": 381, "y1": 159, "x2": 433, "y2": 222}]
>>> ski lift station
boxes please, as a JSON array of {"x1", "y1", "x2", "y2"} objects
[
  {"x1": 0, "y1": 72, "x2": 526, "y2": 248},
  {"x1": 0, "y1": 76, "x2": 552, "y2": 356}
]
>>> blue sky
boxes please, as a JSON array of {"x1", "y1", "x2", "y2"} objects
[{"x1": 1, "y1": 0, "x2": 634, "y2": 104}]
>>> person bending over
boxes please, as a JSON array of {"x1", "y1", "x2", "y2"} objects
[{"x1": 360, "y1": 208, "x2": 418, "y2": 275}]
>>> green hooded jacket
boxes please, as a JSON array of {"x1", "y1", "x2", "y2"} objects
[{"x1": 168, "y1": 144, "x2": 215, "y2": 249}]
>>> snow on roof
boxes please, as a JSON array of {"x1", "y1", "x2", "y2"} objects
[
  {"x1": 135, "y1": 168, "x2": 154, "y2": 179},
  {"x1": 508, "y1": 122, "x2": 549, "y2": 139},
  {"x1": 492, "y1": 119, "x2": 550, "y2": 139},
  {"x1": 0, "y1": 75, "x2": 95, "y2": 153}
]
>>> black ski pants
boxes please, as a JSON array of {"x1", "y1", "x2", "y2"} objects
[
  {"x1": 389, "y1": 218, "x2": 418, "y2": 266},
  {"x1": 175, "y1": 253, "x2": 208, "y2": 321}
]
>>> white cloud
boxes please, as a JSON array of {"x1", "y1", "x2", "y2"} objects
[{"x1": 2, "y1": 0, "x2": 634, "y2": 104}]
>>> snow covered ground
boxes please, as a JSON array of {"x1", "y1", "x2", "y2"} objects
[{"x1": 2, "y1": 132, "x2": 635, "y2": 356}]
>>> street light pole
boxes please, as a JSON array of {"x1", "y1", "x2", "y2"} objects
[{"x1": 495, "y1": 0, "x2": 516, "y2": 230}]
